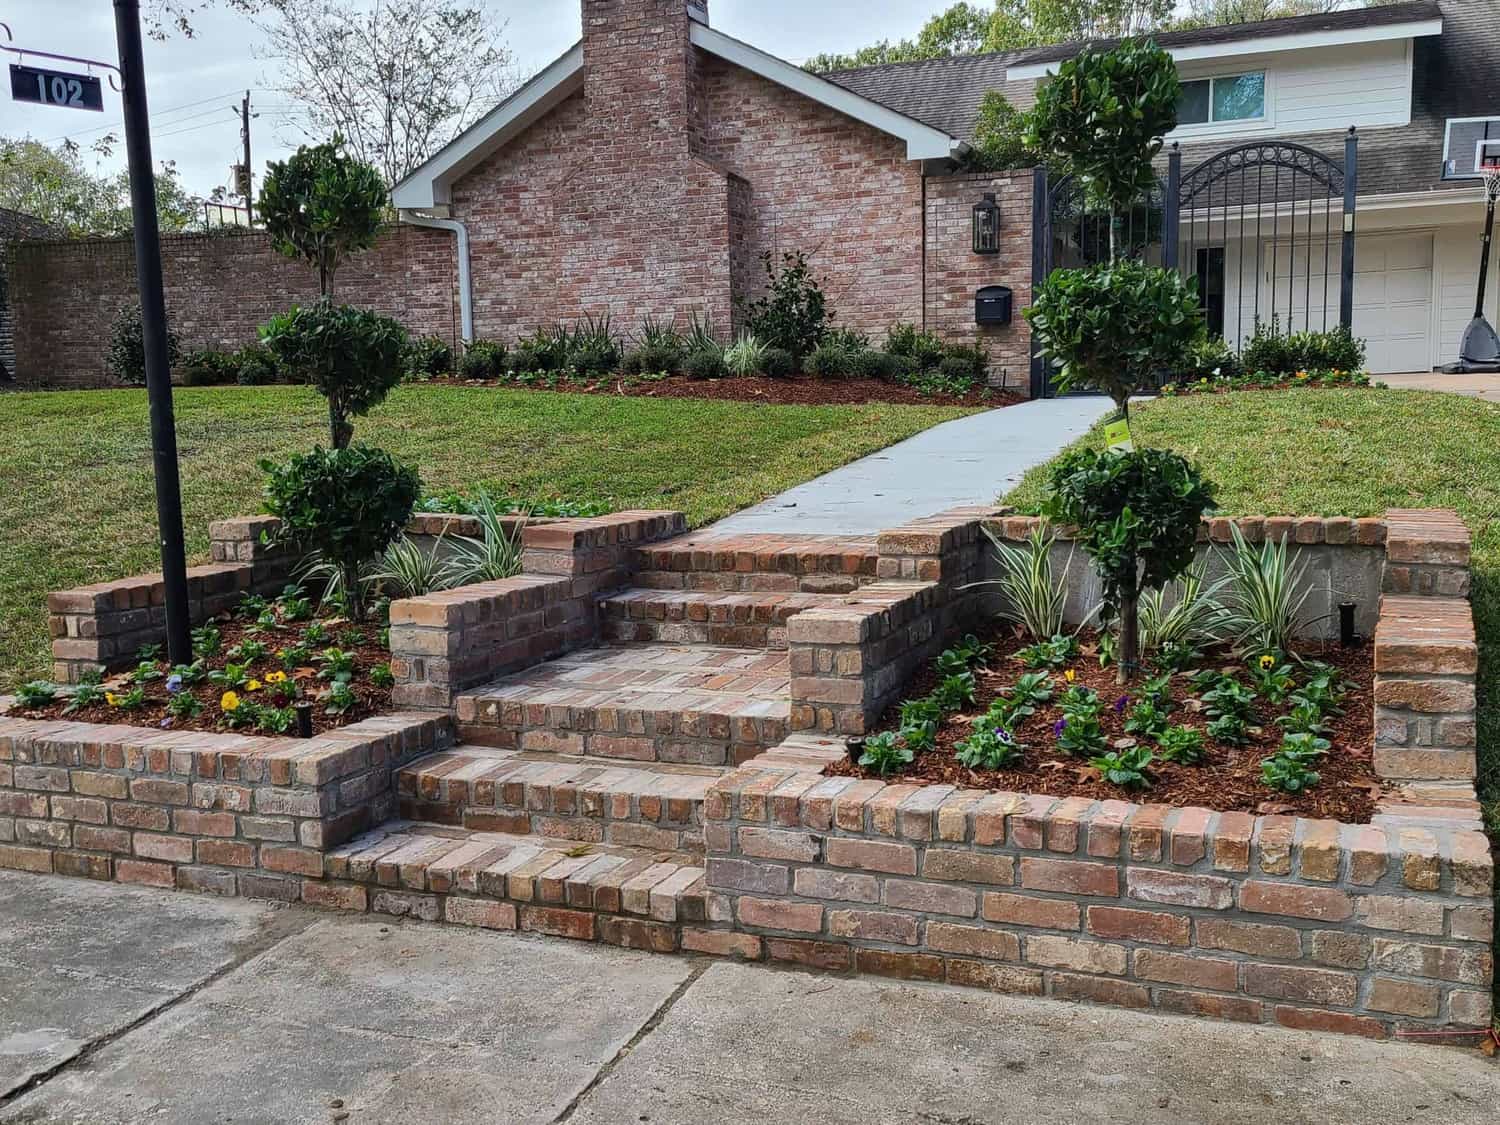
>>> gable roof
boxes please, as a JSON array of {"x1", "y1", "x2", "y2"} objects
[{"x1": 392, "y1": 22, "x2": 964, "y2": 210}]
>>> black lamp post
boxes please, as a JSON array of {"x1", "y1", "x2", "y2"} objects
[{"x1": 972, "y1": 192, "x2": 1001, "y2": 254}]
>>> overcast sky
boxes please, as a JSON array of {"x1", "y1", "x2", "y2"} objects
[{"x1": 0, "y1": 1, "x2": 954, "y2": 201}]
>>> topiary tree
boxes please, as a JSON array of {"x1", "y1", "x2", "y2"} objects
[
  {"x1": 261, "y1": 302, "x2": 407, "y2": 449},
  {"x1": 258, "y1": 136, "x2": 386, "y2": 298},
  {"x1": 1044, "y1": 447, "x2": 1216, "y2": 683},
  {"x1": 743, "y1": 251, "x2": 830, "y2": 359},
  {"x1": 1023, "y1": 39, "x2": 1217, "y2": 681},
  {"x1": 1025, "y1": 37, "x2": 1181, "y2": 260},
  {"x1": 260, "y1": 444, "x2": 420, "y2": 622}
]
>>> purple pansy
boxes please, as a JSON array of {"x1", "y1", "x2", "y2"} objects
[
  {"x1": 158, "y1": 717, "x2": 173, "y2": 729},
  {"x1": 1053, "y1": 717, "x2": 1066, "y2": 737},
  {"x1": 165, "y1": 674, "x2": 183, "y2": 694},
  {"x1": 1113, "y1": 694, "x2": 1130, "y2": 713}
]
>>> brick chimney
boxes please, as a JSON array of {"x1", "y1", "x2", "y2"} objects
[{"x1": 581, "y1": 0, "x2": 707, "y2": 165}]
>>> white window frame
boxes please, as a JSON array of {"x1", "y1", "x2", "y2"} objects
[{"x1": 1170, "y1": 69, "x2": 1273, "y2": 140}]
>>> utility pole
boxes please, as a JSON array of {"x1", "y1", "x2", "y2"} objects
[
  {"x1": 113, "y1": 0, "x2": 191, "y2": 667},
  {"x1": 238, "y1": 89, "x2": 252, "y2": 220}
]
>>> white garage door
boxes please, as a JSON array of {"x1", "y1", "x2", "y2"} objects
[{"x1": 1264, "y1": 233, "x2": 1433, "y2": 374}]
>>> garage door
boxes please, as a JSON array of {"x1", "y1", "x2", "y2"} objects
[{"x1": 1264, "y1": 233, "x2": 1433, "y2": 374}]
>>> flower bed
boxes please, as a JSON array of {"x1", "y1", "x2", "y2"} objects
[
  {"x1": 830, "y1": 626, "x2": 1378, "y2": 823},
  {"x1": 1160, "y1": 368, "x2": 1372, "y2": 397},
  {"x1": 14, "y1": 589, "x2": 394, "y2": 737}
]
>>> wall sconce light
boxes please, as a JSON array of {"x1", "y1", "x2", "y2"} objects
[{"x1": 972, "y1": 192, "x2": 1000, "y2": 254}]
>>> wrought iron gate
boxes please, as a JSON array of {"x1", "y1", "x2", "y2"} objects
[{"x1": 1030, "y1": 131, "x2": 1359, "y2": 398}]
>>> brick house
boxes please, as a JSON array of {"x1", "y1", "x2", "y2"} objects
[{"x1": 391, "y1": 0, "x2": 1035, "y2": 389}]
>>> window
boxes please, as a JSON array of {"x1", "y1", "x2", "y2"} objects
[{"x1": 1177, "y1": 72, "x2": 1265, "y2": 127}]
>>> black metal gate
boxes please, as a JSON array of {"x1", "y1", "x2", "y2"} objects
[{"x1": 1030, "y1": 131, "x2": 1358, "y2": 398}]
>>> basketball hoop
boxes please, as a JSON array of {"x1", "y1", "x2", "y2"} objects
[{"x1": 1482, "y1": 158, "x2": 1500, "y2": 202}]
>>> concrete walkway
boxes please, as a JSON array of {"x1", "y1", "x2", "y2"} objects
[
  {"x1": 1384, "y1": 371, "x2": 1500, "y2": 401},
  {"x1": 3, "y1": 870, "x2": 1496, "y2": 1124},
  {"x1": 714, "y1": 396, "x2": 1111, "y2": 535}
]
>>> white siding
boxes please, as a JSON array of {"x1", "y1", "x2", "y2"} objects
[
  {"x1": 1170, "y1": 40, "x2": 1411, "y2": 144},
  {"x1": 1433, "y1": 227, "x2": 1500, "y2": 367}
]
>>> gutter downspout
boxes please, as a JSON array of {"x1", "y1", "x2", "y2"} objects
[{"x1": 401, "y1": 209, "x2": 473, "y2": 346}]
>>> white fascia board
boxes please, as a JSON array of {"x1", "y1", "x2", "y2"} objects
[
  {"x1": 1006, "y1": 17, "x2": 1443, "y2": 81},
  {"x1": 391, "y1": 44, "x2": 585, "y2": 209},
  {"x1": 690, "y1": 23, "x2": 963, "y2": 160}
]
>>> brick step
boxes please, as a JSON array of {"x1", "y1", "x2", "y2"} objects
[
  {"x1": 598, "y1": 588, "x2": 842, "y2": 649},
  {"x1": 454, "y1": 643, "x2": 792, "y2": 767},
  {"x1": 634, "y1": 532, "x2": 878, "y2": 593},
  {"x1": 321, "y1": 821, "x2": 708, "y2": 932},
  {"x1": 397, "y1": 746, "x2": 717, "y2": 851}
]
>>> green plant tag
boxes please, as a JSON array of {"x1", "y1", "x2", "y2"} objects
[{"x1": 1104, "y1": 418, "x2": 1134, "y2": 452}]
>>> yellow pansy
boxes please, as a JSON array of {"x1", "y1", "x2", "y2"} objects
[
  {"x1": 220, "y1": 691, "x2": 241, "y2": 712},
  {"x1": 266, "y1": 671, "x2": 288, "y2": 684},
  {"x1": 247, "y1": 679, "x2": 262, "y2": 692},
  {"x1": 105, "y1": 692, "x2": 119, "y2": 706},
  {"x1": 1258, "y1": 654, "x2": 1275, "y2": 670},
  {"x1": 1064, "y1": 669, "x2": 1076, "y2": 683}
]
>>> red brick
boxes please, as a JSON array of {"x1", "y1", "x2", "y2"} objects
[
  {"x1": 260, "y1": 846, "x2": 324, "y2": 877},
  {"x1": 824, "y1": 837, "x2": 917, "y2": 876},
  {"x1": 302, "y1": 881, "x2": 368, "y2": 912},
  {"x1": 829, "y1": 909, "x2": 919, "y2": 945},
  {"x1": 599, "y1": 916, "x2": 677, "y2": 952},
  {"x1": 55, "y1": 850, "x2": 111, "y2": 880},
  {"x1": 115, "y1": 858, "x2": 174, "y2": 888},
  {"x1": 981, "y1": 892, "x2": 1080, "y2": 930},
  {"x1": 519, "y1": 905, "x2": 597, "y2": 941},
  {"x1": 1018, "y1": 857, "x2": 1117, "y2": 896},
  {"x1": 943, "y1": 958, "x2": 1045, "y2": 995},
  {"x1": 133, "y1": 834, "x2": 194, "y2": 863},
  {"x1": 196, "y1": 839, "x2": 257, "y2": 868},
  {"x1": 1196, "y1": 918, "x2": 1301, "y2": 959},
  {"x1": 883, "y1": 879, "x2": 977, "y2": 917},
  {"x1": 682, "y1": 928, "x2": 762, "y2": 959},
  {"x1": 855, "y1": 948, "x2": 945, "y2": 982},
  {"x1": 737, "y1": 827, "x2": 819, "y2": 862},
  {"x1": 765, "y1": 937, "x2": 851, "y2": 971},
  {"x1": 0, "y1": 844, "x2": 53, "y2": 874},
  {"x1": 1126, "y1": 869, "x2": 1234, "y2": 909},
  {"x1": 1049, "y1": 973, "x2": 1150, "y2": 1009},
  {"x1": 1239, "y1": 881, "x2": 1352, "y2": 922},
  {"x1": 1086, "y1": 906, "x2": 1190, "y2": 946},
  {"x1": 1244, "y1": 964, "x2": 1358, "y2": 1005},
  {"x1": 793, "y1": 867, "x2": 879, "y2": 903},
  {"x1": 1272, "y1": 1006, "x2": 1386, "y2": 1040},
  {"x1": 920, "y1": 848, "x2": 1014, "y2": 885},
  {"x1": 1026, "y1": 935, "x2": 1127, "y2": 974},
  {"x1": 1133, "y1": 949, "x2": 1238, "y2": 991},
  {"x1": 925, "y1": 922, "x2": 1021, "y2": 961},
  {"x1": 737, "y1": 896, "x2": 823, "y2": 933},
  {"x1": 1154, "y1": 989, "x2": 1263, "y2": 1023}
]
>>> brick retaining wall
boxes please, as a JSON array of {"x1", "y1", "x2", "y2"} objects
[{"x1": 702, "y1": 768, "x2": 1494, "y2": 1036}]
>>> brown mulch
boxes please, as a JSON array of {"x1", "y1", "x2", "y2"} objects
[
  {"x1": 13, "y1": 614, "x2": 392, "y2": 738},
  {"x1": 826, "y1": 625, "x2": 1379, "y2": 823},
  {"x1": 420, "y1": 374, "x2": 1022, "y2": 408}
]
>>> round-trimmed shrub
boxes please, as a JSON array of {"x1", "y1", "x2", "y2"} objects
[
  {"x1": 458, "y1": 340, "x2": 506, "y2": 380},
  {"x1": 760, "y1": 347, "x2": 795, "y2": 379},
  {"x1": 623, "y1": 342, "x2": 683, "y2": 375},
  {"x1": 259, "y1": 444, "x2": 421, "y2": 622},
  {"x1": 802, "y1": 342, "x2": 850, "y2": 379},
  {"x1": 108, "y1": 304, "x2": 181, "y2": 386},
  {"x1": 684, "y1": 348, "x2": 727, "y2": 380},
  {"x1": 235, "y1": 344, "x2": 280, "y2": 386},
  {"x1": 937, "y1": 355, "x2": 981, "y2": 388},
  {"x1": 260, "y1": 301, "x2": 406, "y2": 448},
  {"x1": 941, "y1": 344, "x2": 987, "y2": 378},
  {"x1": 849, "y1": 349, "x2": 900, "y2": 381},
  {"x1": 179, "y1": 348, "x2": 237, "y2": 387}
]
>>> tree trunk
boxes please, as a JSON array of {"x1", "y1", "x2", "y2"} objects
[
  {"x1": 342, "y1": 558, "x2": 364, "y2": 623},
  {"x1": 1116, "y1": 564, "x2": 1141, "y2": 685},
  {"x1": 327, "y1": 395, "x2": 346, "y2": 450}
]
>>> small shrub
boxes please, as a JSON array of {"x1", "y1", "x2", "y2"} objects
[
  {"x1": 1218, "y1": 524, "x2": 1316, "y2": 657},
  {"x1": 802, "y1": 342, "x2": 850, "y2": 379},
  {"x1": 179, "y1": 348, "x2": 238, "y2": 387},
  {"x1": 636, "y1": 316, "x2": 685, "y2": 353},
  {"x1": 109, "y1": 303, "x2": 181, "y2": 386},
  {"x1": 259, "y1": 444, "x2": 421, "y2": 621},
  {"x1": 883, "y1": 322, "x2": 945, "y2": 370},
  {"x1": 1122, "y1": 698, "x2": 1169, "y2": 740},
  {"x1": 1260, "y1": 734, "x2": 1328, "y2": 791},
  {"x1": 16, "y1": 680, "x2": 57, "y2": 708},
  {"x1": 760, "y1": 347, "x2": 795, "y2": 378},
  {"x1": 515, "y1": 326, "x2": 571, "y2": 373},
  {"x1": 684, "y1": 348, "x2": 727, "y2": 381},
  {"x1": 935, "y1": 355, "x2": 980, "y2": 390},
  {"x1": 858, "y1": 731, "x2": 913, "y2": 777},
  {"x1": 941, "y1": 343, "x2": 987, "y2": 379},
  {"x1": 1240, "y1": 316, "x2": 1291, "y2": 375},
  {"x1": 900, "y1": 697, "x2": 944, "y2": 733},
  {"x1": 848, "y1": 349, "x2": 900, "y2": 381},
  {"x1": 403, "y1": 334, "x2": 453, "y2": 381},
  {"x1": 1176, "y1": 335, "x2": 1239, "y2": 382},
  {"x1": 623, "y1": 341, "x2": 683, "y2": 376},
  {"x1": 724, "y1": 331, "x2": 769, "y2": 377},
  {"x1": 1292, "y1": 325, "x2": 1364, "y2": 372},
  {"x1": 568, "y1": 314, "x2": 622, "y2": 375},
  {"x1": 1017, "y1": 633, "x2": 1077, "y2": 670},
  {"x1": 743, "y1": 250, "x2": 830, "y2": 357},
  {"x1": 235, "y1": 343, "x2": 281, "y2": 386},
  {"x1": 458, "y1": 340, "x2": 506, "y2": 380},
  {"x1": 685, "y1": 310, "x2": 721, "y2": 356},
  {"x1": 930, "y1": 672, "x2": 977, "y2": 713},
  {"x1": 1054, "y1": 711, "x2": 1106, "y2": 756}
]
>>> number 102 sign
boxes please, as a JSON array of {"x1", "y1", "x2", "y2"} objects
[{"x1": 9, "y1": 63, "x2": 104, "y2": 112}]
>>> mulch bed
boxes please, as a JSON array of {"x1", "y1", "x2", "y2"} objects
[
  {"x1": 419, "y1": 374, "x2": 1023, "y2": 408},
  {"x1": 827, "y1": 624, "x2": 1379, "y2": 823},
  {"x1": 12, "y1": 614, "x2": 392, "y2": 738}
]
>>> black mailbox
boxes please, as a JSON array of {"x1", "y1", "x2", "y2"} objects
[{"x1": 975, "y1": 285, "x2": 1012, "y2": 326}]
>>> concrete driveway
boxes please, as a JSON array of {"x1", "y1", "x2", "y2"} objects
[
  {"x1": 1, "y1": 869, "x2": 1496, "y2": 1125},
  {"x1": 1383, "y1": 371, "x2": 1500, "y2": 400}
]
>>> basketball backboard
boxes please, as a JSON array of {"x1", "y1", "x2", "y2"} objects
[{"x1": 1443, "y1": 117, "x2": 1500, "y2": 180}]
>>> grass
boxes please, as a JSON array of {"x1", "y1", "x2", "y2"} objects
[
  {"x1": 0, "y1": 385, "x2": 974, "y2": 688},
  {"x1": 1005, "y1": 387, "x2": 1500, "y2": 830}
]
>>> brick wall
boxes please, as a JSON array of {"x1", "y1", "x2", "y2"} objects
[
  {"x1": 0, "y1": 206, "x2": 58, "y2": 382},
  {"x1": 925, "y1": 171, "x2": 1034, "y2": 394},
  {"x1": 0, "y1": 711, "x2": 453, "y2": 897},
  {"x1": 703, "y1": 768, "x2": 1494, "y2": 1036},
  {"x1": 8, "y1": 224, "x2": 458, "y2": 388}
]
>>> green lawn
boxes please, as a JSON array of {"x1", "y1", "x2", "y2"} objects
[
  {"x1": 1006, "y1": 388, "x2": 1500, "y2": 829},
  {"x1": 0, "y1": 385, "x2": 973, "y2": 688}
]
